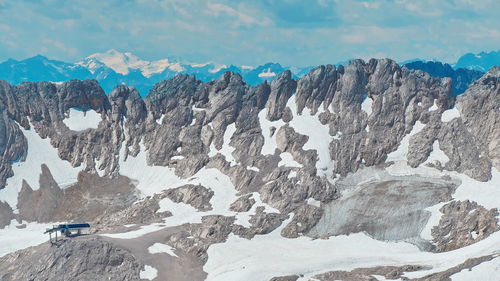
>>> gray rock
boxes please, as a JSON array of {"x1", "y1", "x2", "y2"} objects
[
  {"x1": 230, "y1": 194, "x2": 255, "y2": 212},
  {"x1": 0, "y1": 200, "x2": 14, "y2": 228},
  {"x1": 163, "y1": 184, "x2": 214, "y2": 211},
  {"x1": 0, "y1": 237, "x2": 141, "y2": 281},
  {"x1": 432, "y1": 200, "x2": 499, "y2": 252}
]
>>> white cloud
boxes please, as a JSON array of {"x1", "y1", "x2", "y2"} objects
[
  {"x1": 206, "y1": 3, "x2": 271, "y2": 27},
  {"x1": 0, "y1": 0, "x2": 498, "y2": 68}
]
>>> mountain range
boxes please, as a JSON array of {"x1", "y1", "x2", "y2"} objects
[
  {"x1": 0, "y1": 58, "x2": 498, "y2": 280},
  {"x1": 1, "y1": 49, "x2": 498, "y2": 96}
]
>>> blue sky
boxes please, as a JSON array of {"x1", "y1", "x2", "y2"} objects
[{"x1": 0, "y1": 0, "x2": 498, "y2": 67}]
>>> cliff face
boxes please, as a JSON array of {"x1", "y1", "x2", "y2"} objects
[{"x1": 0, "y1": 60, "x2": 499, "y2": 281}]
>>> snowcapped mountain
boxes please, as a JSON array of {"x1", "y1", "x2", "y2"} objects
[
  {"x1": 77, "y1": 49, "x2": 185, "y2": 77},
  {"x1": 0, "y1": 50, "x2": 311, "y2": 96}
]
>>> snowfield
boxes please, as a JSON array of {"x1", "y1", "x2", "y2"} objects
[
  {"x1": 0, "y1": 220, "x2": 56, "y2": 258},
  {"x1": 63, "y1": 108, "x2": 102, "y2": 131}
]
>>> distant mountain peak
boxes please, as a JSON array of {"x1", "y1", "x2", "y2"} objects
[
  {"x1": 77, "y1": 49, "x2": 174, "y2": 77},
  {"x1": 454, "y1": 50, "x2": 500, "y2": 72}
]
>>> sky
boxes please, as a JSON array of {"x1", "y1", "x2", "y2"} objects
[{"x1": 0, "y1": 0, "x2": 499, "y2": 67}]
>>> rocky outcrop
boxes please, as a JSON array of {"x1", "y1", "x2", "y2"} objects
[
  {"x1": 432, "y1": 200, "x2": 499, "y2": 252},
  {"x1": 163, "y1": 184, "x2": 214, "y2": 211},
  {"x1": 456, "y1": 67, "x2": 500, "y2": 171},
  {"x1": 93, "y1": 194, "x2": 170, "y2": 233},
  {"x1": 0, "y1": 200, "x2": 14, "y2": 228},
  {"x1": 281, "y1": 204, "x2": 322, "y2": 238},
  {"x1": 0, "y1": 238, "x2": 141, "y2": 281},
  {"x1": 229, "y1": 194, "x2": 255, "y2": 212},
  {"x1": 17, "y1": 170, "x2": 137, "y2": 223},
  {"x1": 166, "y1": 215, "x2": 235, "y2": 263}
]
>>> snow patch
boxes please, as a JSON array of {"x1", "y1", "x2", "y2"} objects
[
  {"x1": 424, "y1": 140, "x2": 449, "y2": 165},
  {"x1": 278, "y1": 152, "x2": 302, "y2": 168},
  {"x1": 386, "y1": 121, "x2": 425, "y2": 163},
  {"x1": 286, "y1": 98, "x2": 335, "y2": 180},
  {"x1": 219, "y1": 123, "x2": 237, "y2": 166},
  {"x1": 140, "y1": 265, "x2": 158, "y2": 280},
  {"x1": 63, "y1": 108, "x2": 101, "y2": 131},
  {"x1": 307, "y1": 198, "x2": 321, "y2": 208},
  {"x1": 156, "y1": 114, "x2": 165, "y2": 125},
  {"x1": 157, "y1": 198, "x2": 201, "y2": 226},
  {"x1": 429, "y1": 100, "x2": 438, "y2": 111},
  {"x1": 333, "y1": 131, "x2": 342, "y2": 140},
  {"x1": 247, "y1": 166, "x2": 259, "y2": 172},
  {"x1": 258, "y1": 110, "x2": 285, "y2": 155},
  {"x1": 361, "y1": 96, "x2": 373, "y2": 116},
  {"x1": 148, "y1": 242, "x2": 178, "y2": 257},
  {"x1": 441, "y1": 107, "x2": 460, "y2": 122}
]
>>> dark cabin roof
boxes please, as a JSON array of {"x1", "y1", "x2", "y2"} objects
[{"x1": 57, "y1": 223, "x2": 91, "y2": 229}]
